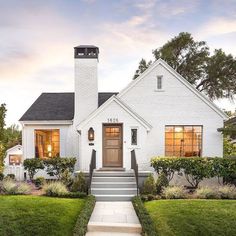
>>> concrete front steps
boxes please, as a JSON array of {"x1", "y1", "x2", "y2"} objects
[{"x1": 91, "y1": 170, "x2": 138, "y2": 201}]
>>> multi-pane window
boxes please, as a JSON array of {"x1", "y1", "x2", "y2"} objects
[
  {"x1": 9, "y1": 155, "x2": 22, "y2": 165},
  {"x1": 165, "y1": 126, "x2": 202, "y2": 157},
  {"x1": 157, "y1": 75, "x2": 163, "y2": 90},
  {"x1": 131, "y1": 128, "x2": 138, "y2": 145},
  {"x1": 105, "y1": 127, "x2": 120, "y2": 137},
  {"x1": 35, "y1": 129, "x2": 60, "y2": 159}
]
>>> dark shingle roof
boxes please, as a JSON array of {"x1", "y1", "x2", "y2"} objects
[{"x1": 19, "y1": 92, "x2": 117, "y2": 121}]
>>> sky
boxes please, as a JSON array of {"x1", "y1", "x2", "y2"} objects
[{"x1": 0, "y1": 0, "x2": 236, "y2": 126}]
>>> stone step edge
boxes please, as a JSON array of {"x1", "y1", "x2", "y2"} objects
[{"x1": 87, "y1": 222, "x2": 142, "y2": 233}]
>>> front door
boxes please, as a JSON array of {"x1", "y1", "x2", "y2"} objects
[{"x1": 103, "y1": 124, "x2": 123, "y2": 167}]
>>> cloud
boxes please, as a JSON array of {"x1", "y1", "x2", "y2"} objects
[{"x1": 197, "y1": 17, "x2": 236, "y2": 37}]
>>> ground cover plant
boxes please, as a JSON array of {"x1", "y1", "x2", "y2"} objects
[
  {"x1": 0, "y1": 195, "x2": 85, "y2": 236},
  {"x1": 145, "y1": 199, "x2": 236, "y2": 236}
]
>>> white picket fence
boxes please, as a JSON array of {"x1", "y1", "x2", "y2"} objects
[{"x1": 4, "y1": 165, "x2": 25, "y2": 181}]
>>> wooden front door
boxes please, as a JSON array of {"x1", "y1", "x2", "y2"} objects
[{"x1": 103, "y1": 124, "x2": 123, "y2": 167}]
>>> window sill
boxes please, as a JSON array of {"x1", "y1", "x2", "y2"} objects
[{"x1": 154, "y1": 89, "x2": 165, "y2": 92}]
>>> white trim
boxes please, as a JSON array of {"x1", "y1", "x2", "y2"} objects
[
  {"x1": 77, "y1": 95, "x2": 152, "y2": 131},
  {"x1": 20, "y1": 120, "x2": 73, "y2": 125},
  {"x1": 6, "y1": 145, "x2": 22, "y2": 153},
  {"x1": 118, "y1": 58, "x2": 228, "y2": 120}
]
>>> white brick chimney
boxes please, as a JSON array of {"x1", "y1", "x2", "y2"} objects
[{"x1": 74, "y1": 45, "x2": 99, "y2": 124}]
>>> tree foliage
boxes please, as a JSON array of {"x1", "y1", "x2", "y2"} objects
[
  {"x1": 0, "y1": 104, "x2": 22, "y2": 168},
  {"x1": 134, "y1": 32, "x2": 236, "y2": 100}
]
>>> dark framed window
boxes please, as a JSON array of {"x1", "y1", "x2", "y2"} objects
[
  {"x1": 165, "y1": 125, "x2": 202, "y2": 157},
  {"x1": 131, "y1": 128, "x2": 138, "y2": 145},
  {"x1": 35, "y1": 129, "x2": 60, "y2": 159},
  {"x1": 9, "y1": 155, "x2": 22, "y2": 165},
  {"x1": 157, "y1": 75, "x2": 163, "y2": 90}
]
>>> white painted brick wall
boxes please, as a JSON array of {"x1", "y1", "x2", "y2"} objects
[{"x1": 74, "y1": 58, "x2": 98, "y2": 124}]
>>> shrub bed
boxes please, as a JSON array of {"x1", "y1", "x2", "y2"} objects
[
  {"x1": 73, "y1": 195, "x2": 96, "y2": 236},
  {"x1": 132, "y1": 196, "x2": 157, "y2": 236},
  {"x1": 151, "y1": 156, "x2": 236, "y2": 187}
]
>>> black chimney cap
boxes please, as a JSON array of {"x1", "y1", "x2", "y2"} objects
[{"x1": 74, "y1": 45, "x2": 99, "y2": 59}]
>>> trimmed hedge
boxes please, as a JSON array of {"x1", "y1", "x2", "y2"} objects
[
  {"x1": 151, "y1": 157, "x2": 236, "y2": 187},
  {"x1": 73, "y1": 195, "x2": 96, "y2": 236},
  {"x1": 132, "y1": 196, "x2": 157, "y2": 236}
]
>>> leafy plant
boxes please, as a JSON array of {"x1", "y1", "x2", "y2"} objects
[
  {"x1": 43, "y1": 181, "x2": 68, "y2": 197},
  {"x1": 43, "y1": 157, "x2": 76, "y2": 179},
  {"x1": 195, "y1": 186, "x2": 220, "y2": 199},
  {"x1": 70, "y1": 172, "x2": 87, "y2": 193},
  {"x1": 61, "y1": 169, "x2": 73, "y2": 187},
  {"x1": 23, "y1": 158, "x2": 44, "y2": 180},
  {"x1": 132, "y1": 196, "x2": 157, "y2": 236},
  {"x1": 7, "y1": 174, "x2": 15, "y2": 180},
  {"x1": 180, "y1": 158, "x2": 213, "y2": 188},
  {"x1": 141, "y1": 174, "x2": 156, "y2": 195},
  {"x1": 34, "y1": 177, "x2": 46, "y2": 189},
  {"x1": 156, "y1": 172, "x2": 169, "y2": 194},
  {"x1": 0, "y1": 172, "x2": 4, "y2": 181},
  {"x1": 162, "y1": 186, "x2": 186, "y2": 199},
  {"x1": 151, "y1": 157, "x2": 181, "y2": 182}
]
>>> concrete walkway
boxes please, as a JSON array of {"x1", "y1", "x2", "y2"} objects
[{"x1": 86, "y1": 202, "x2": 142, "y2": 236}]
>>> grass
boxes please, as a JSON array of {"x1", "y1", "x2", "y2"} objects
[
  {"x1": 145, "y1": 199, "x2": 236, "y2": 236},
  {"x1": 0, "y1": 195, "x2": 85, "y2": 236}
]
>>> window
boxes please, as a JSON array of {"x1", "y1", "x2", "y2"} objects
[
  {"x1": 157, "y1": 75, "x2": 163, "y2": 90},
  {"x1": 35, "y1": 129, "x2": 60, "y2": 159},
  {"x1": 131, "y1": 128, "x2": 138, "y2": 145},
  {"x1": 165, "y1": 126, "x2": 202, "y2": 157},
  {"x1": 9, "y1": 155, "x2": 22, "y2": 165}
]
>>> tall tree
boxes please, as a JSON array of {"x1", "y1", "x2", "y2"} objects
[
  {"x1": 0, "y1": 104, "x2": 7, "y2": 166},
  {"x1": 133, "y1": 32, "x2": 236, "y2": 100},
  {"x1": 0, "y1": 104, "x2": 22, "y2": 168}
]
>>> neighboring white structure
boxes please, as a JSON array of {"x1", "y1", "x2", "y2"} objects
[
  {"x1": 4, "y1": 145, "x2": 25, "y2": 181},
  {"x1": 18, "y1": 45, "x2": 227, "y2": 179}
]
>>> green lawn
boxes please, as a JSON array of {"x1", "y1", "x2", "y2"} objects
[
  {"x1": 0, "y1": 195, "x2": 85, "y2": 236},
  {"x1": 145, "y1": 200, "x2": 236, "y2": 236}
]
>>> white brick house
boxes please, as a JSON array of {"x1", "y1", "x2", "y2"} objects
[{"x1": 15, "y1": 45, "x2": 227, "y2": 181}]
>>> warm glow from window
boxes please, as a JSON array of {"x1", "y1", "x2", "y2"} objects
[
  {"x1": 165, "y1": 126, "x2": 202, "y2": 157},
  {"x1": 35, "y1": 129, "x2": 60, "y2": 159},
  {"x1": 9, "y1": 155, "x2": 22, "y2": 165}
]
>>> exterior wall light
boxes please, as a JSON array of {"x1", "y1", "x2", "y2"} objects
[{"x1": 88, "y1": 127, "x2": 95, "y2": 141}]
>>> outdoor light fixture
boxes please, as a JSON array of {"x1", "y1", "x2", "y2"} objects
[{"x1": 88, "y1": 127, "x2": 95, "y2": 141}]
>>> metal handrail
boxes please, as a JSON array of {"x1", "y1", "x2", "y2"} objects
[
  {"x1": 89, "y1": 149, "x2": 96, "y2": 193},
  {"x1": 131, "y1": 150, "x2": 139, "y2": 195}
]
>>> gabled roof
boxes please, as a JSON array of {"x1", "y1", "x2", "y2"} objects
[
  {"x1": 19, "y1": 92, "x2": 117, "y2": 121},
  {"x1": 6, "y1": 145, "x2": 22, "y2": 153},
  {"x1": 77, "y1": 95, "x2": 152, "y2": 131},
  {"x1": 118, "y1": 58, "x2": 228, "y2": 120}
]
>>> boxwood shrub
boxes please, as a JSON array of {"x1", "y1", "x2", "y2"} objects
[{"x1": 132, "y1": 196, "x2": 157, "y2": 236}]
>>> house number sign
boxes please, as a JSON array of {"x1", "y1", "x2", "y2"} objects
[{"x1": 107, "y1": 118, "x2": 119, "y2": 123}]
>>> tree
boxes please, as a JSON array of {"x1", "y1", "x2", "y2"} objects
[
  {"x1": 134, "y1": 32, "x2": 236, "y2": 100},
  {"x1": 0, "y1": 104, "x2": 22, "y2": 168},
  {"x1": 0, "y1": 104, "x2": 7, "y2": 166},
  {"x1": 23, "y1": 159, "x2": 44, "y2": 180},
  {"x1": 133, "y1": 58, "x2": 152, "y2": 79},
  {"x1": 3, "y1": 124, "x2": 22, "y2": 149}
]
